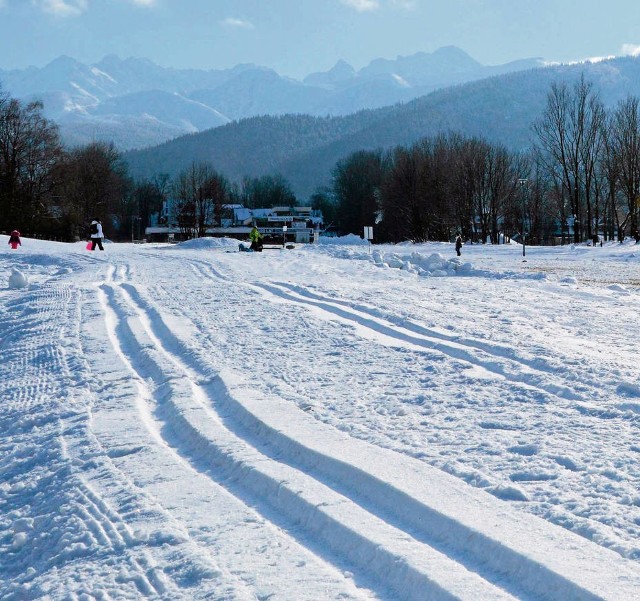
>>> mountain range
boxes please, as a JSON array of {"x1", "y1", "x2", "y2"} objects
[
  {"x1": 122, "y1": 55, "x2": 640, "y2": 199},
  {"x1": 4, "y1": 48, "x2": 639, "y2": 201},
  {"x1": 0, "y1": 47, "x2": 544, "y2": 150}
]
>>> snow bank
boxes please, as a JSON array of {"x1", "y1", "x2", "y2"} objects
[
  {"x1": 372, "y1": 250, "x2": 473, "y2": 277},
  {"x1": 318, "y1": 234, "x2": 369, "y2": 246},
  {"x1": 177, "y1": 237, "x2": 239, "y2": 249}
]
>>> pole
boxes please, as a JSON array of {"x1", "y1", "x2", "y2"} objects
[{"x1": 518, "y1": 179, "x2": 528, "y2": 258}]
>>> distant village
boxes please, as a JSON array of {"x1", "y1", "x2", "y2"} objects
[{"x1": 145, "y1": 201, "x2": 326, "y2": 244}]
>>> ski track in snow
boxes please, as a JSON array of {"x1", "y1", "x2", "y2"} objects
[
  {"x1": 95, "y1": 265, "x2": 518, "y2": 600},
  {"x1": 1, "y1": 240, "x2": 639, "y2": 600}
]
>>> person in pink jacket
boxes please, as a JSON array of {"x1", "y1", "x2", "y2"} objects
[{"x1": 8, "y1": 230, "x2": 21, "y2": 250}]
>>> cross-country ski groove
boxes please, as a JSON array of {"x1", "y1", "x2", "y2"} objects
[
  {"x1": 254, "y1": 282, "x2": 578, "y2": 396},
  {"x1": 96, "y1": 282, "x2": 308, "y2": 600},
  {"x1": 248, "y1": 279, "x2": 640, "y2": 426},
  {"x1": 101, "y1": 281, "x2": 520, "y2": 601},
  {"x1": 97, "y1": 271, "x2": 638, "y2": 601},
  {"x1": 186, "y1": 259, "x2": 592, "y2": 406}
]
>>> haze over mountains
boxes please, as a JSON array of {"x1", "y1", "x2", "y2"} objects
[{"x1": 0, "y1": 46, "x2": 544, "y2": 150}]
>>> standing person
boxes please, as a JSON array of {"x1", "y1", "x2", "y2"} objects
[
  {"x1": 89, "y1": 218, "x2": 105, "y2": 251},
  {"x1": 8, "y1": 230, "x2": 21, "y2": 250},
  {"x1": 249, "y1": 225, "x2": 263, "y2": 252},
  {"x1": 455, "y1": 234, "x2": 463, "y2": 257}
]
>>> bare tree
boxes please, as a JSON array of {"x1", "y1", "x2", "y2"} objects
[
  {"x1": 0, "y1": 97, "x2": 64, "y2": 234},
  {"x1": 172, "y1": 162, "x2": 230, "y2": 238},
  {"x1": 600, "y1": 115, "x2": 622, "y2": 241},
  {"x1": 608, "y1": 95, "x2": 640, "y2": 242},
  {"x1": 533, "y1": 75, "x2": 605, "y2": 242},
  {"x1": 448, "y1": 136, "x2": 489, "y2": 241},
  {"x1": 381, "y1": 145, "x2": 425, "y2": 241},
  {"x1": 56, "y1": 141, "x2": 131, "y2": 239},
  {"x1": 333, "y1": 150, "x2": 387, "y2": 236},
  {"x1": 240, "y1": 174, "x2": 296, "y2": 210}
]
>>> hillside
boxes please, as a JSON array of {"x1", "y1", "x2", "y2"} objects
[
  {"x1": 0, "y1": 47, "x2": 543, "y2": 151},
  {"x1": 124, "y1": 56, "x2": 640, "y2": 198}
]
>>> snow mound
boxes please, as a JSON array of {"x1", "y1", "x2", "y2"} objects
[
  {"x1": 8, "y1": 269, "x2": 28, "y2": 289},
  {"x1": 371, "y1": 250, "x2": 472, "y2": 277},
  {"x1": 616, "y1": 382, "x2": 640, "y2": 398},
  {"x1": 608, "y1": 283, "x2": 630, "y2": 294},
  {"x1": 177, "y1": 237, "x2": 239, "y2": 249},
  {"x1": 318, "y1": 234, "x2": 369, "y2": 246}
]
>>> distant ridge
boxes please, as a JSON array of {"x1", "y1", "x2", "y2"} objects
[
  {"x1": 0, "y1": 47, "x2": 544, "y2": 150},
  {"x1": 122, "y1": 55, "x2": 640, "y2": 198}
]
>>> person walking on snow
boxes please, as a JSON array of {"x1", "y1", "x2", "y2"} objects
[
  {"x1": 8, "y1": 230, "x2": 21, "y2": 250},
  {"x1": 455, "y1": 234, "x2": 463, "y2": 257},
  {"x1": 89, "y1": 218, "x2": 105, "y2": 251}
]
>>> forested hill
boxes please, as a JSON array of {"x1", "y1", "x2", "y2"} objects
[
  {"x1": 124, "y1": 111, "x2": 384, "y2": 192},
  {"x1": 124, "y1": 56, "x2": 640, "y2": 199}
]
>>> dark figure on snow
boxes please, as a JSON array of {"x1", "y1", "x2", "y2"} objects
[
  {"x1": 89, "y1": 218, "x2": 105, "y2": 251},
  {"x1": 249, "y1": 226, "x2": 263, "y2": 252},
  {"x1": 8, "y1": 230, "x2": 21, "y2": 250},
  {"x1": 455, "y1": 234, "x2": 463, "y2": 257}
]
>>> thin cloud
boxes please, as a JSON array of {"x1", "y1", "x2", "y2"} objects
[
  {"x1": 221, "y1": 17, "x2": 255, "y2": 30},
  {"x1": 621, "y1": 43, "x2": 640, "y2": 57},
  {"x1": 33, "y1": 0, "x2": 154, "y2": 16},
  {"x1": 341, "y1": 0, "x2": 380, "y2": 12},
  {"x1": 391, "y1": 0, "x2": 417, "y2": 8},
  {"x1": 341, "y1": 0, "x2": 417, "y2": 12},
  {"x1": 33, "y1": 0, "x2": 87, "y2": 17}
]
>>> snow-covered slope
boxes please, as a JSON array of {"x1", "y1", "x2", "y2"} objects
[
  {"x1": 1, "y1": 237, "x2": 639, "y2": 599},
  {"x1": 0, "y1": 49, "x2": 544, "y2": 150}
]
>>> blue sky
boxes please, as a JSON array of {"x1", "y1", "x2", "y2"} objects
[{"x1": 2, "y1": 0, "x2": 639, "y2": 78}]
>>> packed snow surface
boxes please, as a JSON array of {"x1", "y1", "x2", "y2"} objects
[{"x1": 1, "y1": 234, "x2": 639, "y2": 600}]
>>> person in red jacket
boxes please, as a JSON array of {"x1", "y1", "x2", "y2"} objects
[{"x1": 8, "y1": 230, "x2": 21, "y2": 250}]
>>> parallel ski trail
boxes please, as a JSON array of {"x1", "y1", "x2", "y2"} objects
[
  {"x1": 100, "y1": 277, "x2": 523, "y2": 601},
  {"x1": 189, "y1": 259, "x2": 582, "y2": 403},
  {"x1": 96, "y1": 275, "x2": 379, "y2": 600},
  {"x1": 99, "y1": 262, "x2": 332, "y2": 601},
  {"x1": 243, "y1": 278, "x2": 640, "y2": 427},
  {"x1": 100, "y1": 256, "x2": 640, "y2": 601}
]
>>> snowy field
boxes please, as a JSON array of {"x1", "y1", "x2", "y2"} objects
[{"x1": 1, "y1": 233, "x2": 639, "y2": 600}]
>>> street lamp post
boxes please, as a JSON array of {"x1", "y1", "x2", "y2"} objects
[
  {"x1": 518, "y1": 178, "x2": 528, "y2": 258},
  {"x1": 131, "y1": 216, "x2": 141, "y2": 242}
]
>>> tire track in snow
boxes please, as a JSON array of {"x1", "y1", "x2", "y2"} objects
[
  {"x1": 104, "y1": 261, "x2": 640, "y2": 601},
  {"x1": 0, "y1": 274, "x2": 176, "y2": 600},
  {"x1": 101, "y1": 279, "x2": 526, "y2": 601},
  {"x1": 58, "y1": 270, "x2": 190, "y2": 599}
]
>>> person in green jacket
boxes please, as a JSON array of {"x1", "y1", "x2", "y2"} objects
[{"x1": 249, "y1": 226, "x2": 263, "y2": 251}]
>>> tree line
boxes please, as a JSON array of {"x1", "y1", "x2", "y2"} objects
[
  {"x1": 2, "y1": 75, "x2": 640, "y2": 244},
  {"x1": 0, "y1": 85, "x2": 136, "y2": 240},
  {"x1": 0, "y1": 84, "x2": 296, "y2": 241},
  {"x1": 327, "y1": 75, "x2": 640, "y2": 244}
]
